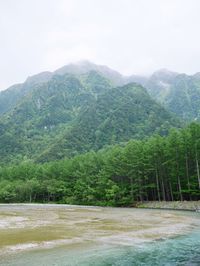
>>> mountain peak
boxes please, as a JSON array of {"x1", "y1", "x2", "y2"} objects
[
  {"x1": 54, "y1": 61, "x2": 125, "y2": 86},
  {"x1": 152, "y1": 68, "x2": 178, "y2": 77},
  {"x1": 73, "y1": 59, "x2": 97, "y2": 66},
  {"x1": 193, "y1": 72, "x2": 200, "y2": 79}
]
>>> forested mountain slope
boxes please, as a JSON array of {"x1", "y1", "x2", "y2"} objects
[
  {"x1": 0, "y1": 83, "x2": 29, "y2": 115},
  {"x1": 1, "y1": 61, "x2": 200, "y2": 123},
  {"x1": 145, "y1": 69, "x2": 200, "y2": 121},
  {"x1": 0, "y1": 72, "x2": 112, "y2": 163},
  {"x1": 0, "y1": 123, "x2": 199, "y2": 204},
  {"x1": 0, "y1": 61, "x2": 123, "y2": 116},
  {"x1": 0, "y1": 62, "x2": 199, "y2": 204},
  {"x1": 37, "y1": 83, "x2": 180, "y2": 162},
  {"x1": 0, "y1": 71, "x2": 180, "y2": 163}
]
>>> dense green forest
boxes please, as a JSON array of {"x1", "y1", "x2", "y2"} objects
[
  {"x1": 37, "y1": 83, "x2": 180, "y2": 162},
  {"x1": 0, "y1": 75, "x2": 179, "y2": 163},
  {"x1": 145, "y1": 69, "x2": 200, "y2": 121},
  {"x1": 0, "y1": 123, "x2": 199, "y2": 205},
  {"x1": 0, "y1": 62, "x2": 200, "y2": 205}
]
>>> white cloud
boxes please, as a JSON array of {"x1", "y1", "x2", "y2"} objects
[
  {"x1": 42, "y1": 45, "x2": 97, "y2": 70},
  {"x1": 0, "y1": 0, "x2": 200, "y2": 90}
]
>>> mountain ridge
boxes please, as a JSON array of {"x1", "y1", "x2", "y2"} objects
[
  {"x1": 0, "y1": 71, "x2": 180, "y2": 163},
  {"x1": 1, "y1": 61, "x2": 200, "y2": 123},
  {"x1": 36, "y1": 82, "x2": 180, "y2": 162}
]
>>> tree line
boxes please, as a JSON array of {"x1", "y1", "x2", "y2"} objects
[{"x1": 0, "y1": 123, "x2": 200, "y2": 205}]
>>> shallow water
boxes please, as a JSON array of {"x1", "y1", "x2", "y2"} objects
[{"x1": 0, "y1": 204, "x2": 199, "y2": 265}]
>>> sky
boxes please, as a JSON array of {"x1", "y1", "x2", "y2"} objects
[{"x1": 0, "y1": 0, "x2": 200, "y2": 90}]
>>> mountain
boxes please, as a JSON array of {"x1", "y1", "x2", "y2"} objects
[
  {"x1": 55, "y1": 60, "x2": 125, "y2": 86},
  {"x1": 145, "y1": 69, "x2": 200, "y2": 121},
  {"x1": 0, "y1": 84, "x2": 24, "y2": 114},
  {"x1": 36, "y1": 83, "x2": 180, "y2": 162},
  {"x1": 24, "y1": 61, "x2": 122, "y2": 86},
  {"x1": 0, "y1": 61, "x2": 149, "y2": 115},
  {"x1": 0, "y1": 73, "x2": 53, "y2": 115},
  {"x1": 0, "y1": 71, "x2": 113, "y2": 163},
  {"x1": 2, "y1": 61, "x2": 200, "y2": 123},
  {"x1": 39, "y1": 65, "x2": 200, "y2": 122},
  {"x1": 0, "y1": 69, "x2": 180, "y2": 163},
  {"x1": 0, "y1": 61, "x2": 125, "y2": 116},
  {"x1": 145, "y1": 69, "x2": 178, "y2": 102},
  {"x1": 25, "y1": 71, "x2": 53, "y2": 85},
  {"x1": 55, "y1": 60, "x2": 147, "y2": 88}
]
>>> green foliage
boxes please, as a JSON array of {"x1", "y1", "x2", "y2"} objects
[
  {"x1": 0, "y1": 74, "x2": 180, "y2": 163},
  {"x1": 37, "y1": 83, "x2": 180, "y2": 162},
  {"x1": 0, "y1": 67, "x2": 199, "y2": 205},
  {"x1": 0, "y1": 72, "x2": 112, "y2": 163},
  {"x1": 146, "y1": 70, "x2": 200, "y2": 121},
  {"x1": 0, "y1": 123, "x2": 199, "y2": 205}
]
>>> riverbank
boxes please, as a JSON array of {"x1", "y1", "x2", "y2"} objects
[
  {"x1": 0, "y1": 201, "x2": 200, "y2": 211},
  {"x1": 136, "y1": 201, "x2": 200, "y2": 211}
]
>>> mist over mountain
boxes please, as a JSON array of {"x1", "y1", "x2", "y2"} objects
[
  {"x1": 1, "y1": 60, "x2": 200, "y2": 163},
  {"x1": 1, "y1": 61, "x2": 200, "y2": 123},
  {"x1": 0, "y1": 61, "x2": 183, "y2": 163},
  {"x1": 145, "y1": 69, "x2": 200, "y2": 121}
]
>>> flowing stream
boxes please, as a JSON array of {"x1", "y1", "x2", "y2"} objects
[{"x1": 0, "y1": 204, "x2": 199, "y2": 265}]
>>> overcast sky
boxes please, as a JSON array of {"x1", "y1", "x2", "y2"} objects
[{"x1": 0, "y1": 0, "x2": 200, "y2": 90}]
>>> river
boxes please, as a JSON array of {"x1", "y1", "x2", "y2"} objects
[{"x1": 0, "y1": 204, "x2": 199, "y2": 265}]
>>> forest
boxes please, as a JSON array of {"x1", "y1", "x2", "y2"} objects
[{"x1": 0, "y1": 122, "x2": 199, "y2": 205}]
